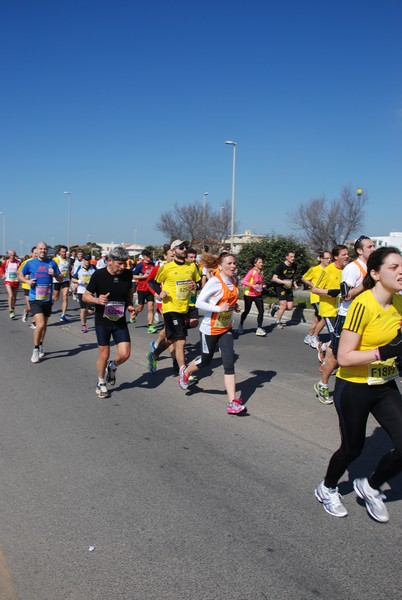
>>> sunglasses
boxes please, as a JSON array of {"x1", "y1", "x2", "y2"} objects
[{"x1": 176, "y1": 244, "x2": 187, "y2": 250}]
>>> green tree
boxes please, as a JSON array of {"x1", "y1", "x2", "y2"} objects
[{"x1": 235, "y1": 235, "x2": 310, "y2": 295}]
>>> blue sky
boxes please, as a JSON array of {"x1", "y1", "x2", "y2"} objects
[{"x1": 1, "y1": 0, "x2": 401, "y2": 254}]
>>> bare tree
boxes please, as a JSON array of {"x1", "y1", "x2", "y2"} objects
[
  {"x1": 155, "y1": 199, "x2": 235, "y2": 251},
  {"x1": 289, "y1": 185, "x2": 367, "y2": 252}
]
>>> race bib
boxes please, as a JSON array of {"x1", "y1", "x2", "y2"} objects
[
  {"x1": 103, "y1": 301, "x2": 125, "y2": 321},
  {"x1": 8, "y1": 271, "x2": 17, "y2": 280},
  {"x1": 61, "y1": 269, "x2": 69, "y2": 278},
  {"x1": 176, "y1": 280, "x2": 190, "y2": 300},
  {"x1": 36, "y1": 285, "x2": 51, "y2": 301},
  {"x1": 80, "y1": 274, "x2": 91, "y2": 285},
  {"x1": 215, "y1": 308, "x2": 234, "y2": 329},
  {"x1": 367, "y1": 359, "x2": 398, "y2": 386}
]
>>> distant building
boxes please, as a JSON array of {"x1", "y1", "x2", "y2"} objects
[
  {"x1": 223, "y1": 229, "x2": 266, "y2": 254},
  {"x1": 96, "y1": 242, "x2": 145, "y2": 257},
  {"x1": 371, "y1": 232, "x2": 402, "y2": 252}
]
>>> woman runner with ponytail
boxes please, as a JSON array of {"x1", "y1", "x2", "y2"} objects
[{"x1": 178, "y1": 252, "x2": 246, "y2": 415}]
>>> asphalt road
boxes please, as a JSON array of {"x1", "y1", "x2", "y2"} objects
[{"x1": 0, "y1": 289, "x2": 401, "y2": 600}]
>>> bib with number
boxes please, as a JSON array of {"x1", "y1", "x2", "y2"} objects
[
  {"x1": 215, "y1": 308, "x2": 234, "y2": 329},
  {"x1": 36, "y1": 285, "x2": 51, "y2": 301},
  {"x1": 367, "y1": 359, "x2": 398, "y2": 386},
  {"x1": 103, "y1": 301, "x2": 125, "y2": 321},
  {"x1": 176, "y1": 280, "x2": 190, "y2": 300}
]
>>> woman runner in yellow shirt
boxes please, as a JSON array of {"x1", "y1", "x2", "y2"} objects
[{"x1": 315, "y1": 247, "x2": 402, "y2": 522}]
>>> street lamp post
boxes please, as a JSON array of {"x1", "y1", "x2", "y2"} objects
[
  {"x1": 64, "y1": 192, "x2": 72, "y2": 251},
  {"x1": 225, "y1": 141, "x2": 236, "y2": 250},
  {"x1": 203, "y1": 192, "x2": 209, "y2": 242}
]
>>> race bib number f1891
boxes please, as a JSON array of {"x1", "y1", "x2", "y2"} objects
[{"x1": 367, "y1": 359, "x2": 398, "y2": 386}]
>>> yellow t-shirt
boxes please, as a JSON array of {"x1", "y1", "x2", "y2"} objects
[
  {"x1": 155, "y1": 260, "x2": 201, "y2": 314},
  {"x1": 337, "y1": 290, "x2": 402, "y2": 384},
  {"x1": 302, "y1": 264, "x2": 323, "y2": 304},
  {"x1": 18, "y1": 258, "x2": 33, "y2": 290},
  {"x1": 316, "y1": 262, "x2": 342, "y2": 317}
]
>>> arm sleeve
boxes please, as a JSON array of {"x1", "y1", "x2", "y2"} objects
[{"x1": 195, "y1": 278, "x2": 222, "y2": 313}]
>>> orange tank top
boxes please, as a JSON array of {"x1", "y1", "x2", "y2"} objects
[{"x1": 210, "y1": 271, "x2": 238, "y2": 335}]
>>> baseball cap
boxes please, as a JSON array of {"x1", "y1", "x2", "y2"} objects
[
  {"x1": 170, "y1": 239, "x2": 188, "y2": 250},
  {"x1": 141, "y1": 249, "x2": 152, "y2": 257},
  {"x1": 83, "y1": 253, "x2": 91, "y2": 261}
]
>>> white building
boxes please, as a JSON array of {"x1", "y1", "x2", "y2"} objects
[
  {"x1": 371, "y1": 232, "x2": 402, "y2": 252},
  {"x1": 96, "y1": 242, "x2": 145, "y2": 257},
  {"x1": 223, "y1": 229, "x2": 266, "y2": 254}
]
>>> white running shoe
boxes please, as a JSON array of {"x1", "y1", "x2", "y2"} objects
[
  {"x1": 315, "y1": 481, "x2": 348, "y2": 517},
  {"x1": 255, "y1": 327, "x2": 267, "y2": 336},
  {"x1": 96, "y1": 383, "x2": 110, "y2": 398},
  {"x1": 304, "y1": 334, "x2": 312, "y2": 345},
  {"x1": 39, "y1": 345, "x2": 45, "y2": 359},
  {"x1": 309, "y1": 336, "x2": 318, "y2": 349},
  {"x1": 31, "y1": 348, "x2": 40, "y2": 363},
  {"x1": 353, "y1": 478, "x2": 389, "y2": 523}
]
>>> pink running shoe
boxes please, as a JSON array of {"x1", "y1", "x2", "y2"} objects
[
  {"x1": 178, "y1": 365, "x2": 190, "y2": 390},
  {"x1": 227, "y1": 397, "x2": 247, "y2": 415}
]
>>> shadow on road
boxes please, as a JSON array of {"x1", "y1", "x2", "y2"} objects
[{"x1": 336, "y1": 426, "x2": 402, "y2": 502}]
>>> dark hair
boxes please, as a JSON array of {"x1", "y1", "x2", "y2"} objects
[
  {"x1": 354, "y1": 235, "x2": 371, "y2": 254},
  {"x1": 163, "y1": 243, "x2": 170, "y2": 253},
  {"x1": 31, "y1": 246, "x2": 36, "y2": 253},
  {"x1": 331, "y1": 244, "x2": 348, "y2": 259},
  {"x1": 187, "y1": 247, "x2": 197, "y2": 255},
  {"x1": 318, "y1": 250, "x2": 330, "y2": 259},
  {"x1": 286, "y1": 250, "x2": 296, "y2": 256},
  {"x1": 58, "y1": 245, "x2": 68, "y2": 252},
  {"x1": 250, "y1": 255, "x2": 263, "y2": 266},
  {"x1": 363, "y1": 246, "x2": 401, "y2": 289}
]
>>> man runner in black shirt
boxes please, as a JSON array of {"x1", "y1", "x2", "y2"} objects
[
  {"x1": 83, "y1": 246, "x2": 136, "y2": 398},
  {"x1": 271, "y1": 250, "x2": 298, "y2": 328}
]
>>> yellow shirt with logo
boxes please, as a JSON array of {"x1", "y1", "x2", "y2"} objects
[
  {"x1": 337, "y1": 290, "x2": 402, "y2": 384},
  {"x1": 315, "y1": 262, "x2": 342, "y2": 317},
  {"x1": 302, "y1": 264, "x2": 323, "y2": 304},
  {"x1": 155, "y1": 260, "x2": 201, "y2": 314}
]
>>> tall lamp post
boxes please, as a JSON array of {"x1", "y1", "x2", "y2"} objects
[
  {"x1": 225, "y1": 140, "x2": 236, "y2": 250},
  {"x1": 64, "y1": 192, "x2": 72, "y2": 252},
  {"x1": 203, "y1": 192, "x2": 209, "y2": 243},
  {"x1": 0, "y1": 212, "x2": 5, "y2": 255}
]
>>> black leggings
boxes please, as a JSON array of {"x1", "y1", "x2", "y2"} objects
[
  {"x1": 240, "y1": 295, "x2": 264, "y2": 328},
  {"x1": 194, "y1": 330, "x2": 235, "y2": 375},
  {"x1": 324, "y1": 379, "x2": 402, "y2": 489}
]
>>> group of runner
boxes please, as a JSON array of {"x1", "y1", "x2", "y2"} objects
[{"x1": 2, "y1": 237, "x2": 402, "y2": 523}]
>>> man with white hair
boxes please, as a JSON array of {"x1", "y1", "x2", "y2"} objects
[{"x1": 83, "y1": 246, "x2": 136, "y2": 398}]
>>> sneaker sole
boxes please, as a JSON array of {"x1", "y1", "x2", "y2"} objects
[
  {"x1": 227, "y1": 406, "x2": 247, "y2": 415},
  {"x1": 96, "y1": 389, "x2": 110, "y2": 398}
]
